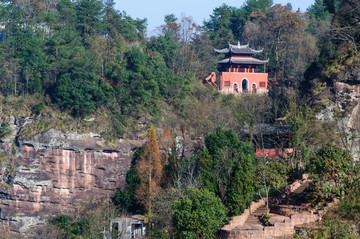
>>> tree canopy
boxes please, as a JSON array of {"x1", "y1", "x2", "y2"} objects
[
  {"x1": 173, "y1": 187, "x2": 227, "y2": 239},
  {"x1": 310, "y1": 144, "x2": 354, "y2": 198},
  {"x1": 199, "y1": 127, "x2": 255, "y2": 215}
]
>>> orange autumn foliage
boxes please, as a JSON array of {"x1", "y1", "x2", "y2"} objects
[{"x1": 136, "y1": 125, "x2": 163, "y2": 213}]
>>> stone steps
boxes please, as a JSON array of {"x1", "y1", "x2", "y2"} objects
[
  {"x1": 292, "y1": 180, "x2": 311, "y2": 195},
  {"x1": 244, "y1": 216, "x2": 260, "y2": 226},
  {"x1": 243, "y1": 205, "x2": 267, "y2": 226},
  {"x1": 221, "y1": 176, "x2": 317, "y2": 238},
  {"x1": 253, "y1": 207, "x2": 267, "y2": 215}
]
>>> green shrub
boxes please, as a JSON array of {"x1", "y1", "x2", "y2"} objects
[
  {"x1": 310, "y1": 144, "x2": 354, "y2": 198},
  {"x1": 261, "y1": 214, "x2": 271, "y2": 226},
  {"x1": 33, "y1": 102, "x2": 45, "y2": 115},
  {"x1": 173, "y1": 187, "x2": 227, "y2": 239},
  {"x1": 49, "y1": 215, "x2": 89, "y2": 239},
  {"x1": 339, "y1": 182, "x2": 360, "y2": 221},
  {"x1": 311, "y1": 217, "x2": 357, "y2": 239}
]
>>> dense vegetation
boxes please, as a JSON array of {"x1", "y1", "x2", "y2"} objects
[
  {"x1": 0, "y1": 0, "x2": 196, "y2": 139},
  {"x1": 0, "y1": 0, "x2": 360, "y2": 238},
  {"x1": 0, "y1": 0, "x2": 333, "y2": 133}
]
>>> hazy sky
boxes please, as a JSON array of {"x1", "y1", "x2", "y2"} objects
[{"x1": 114, "y1": 0, "x2": 316, "y2": 35}]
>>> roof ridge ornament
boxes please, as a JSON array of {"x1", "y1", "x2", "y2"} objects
[
  {"x1": 220, "y1": 57, "x2": 268, "y2": 64},
  {"x1": 214, "y1": 43, "x2": 264, "y2": 55}
]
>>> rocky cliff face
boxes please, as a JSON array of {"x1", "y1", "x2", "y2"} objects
[
  {"x1": 0, "y1": 119, "x2": 141, "y2": 232},
  {"x1": 316, "y1": 82, "x2": 360, "y2": 161}
]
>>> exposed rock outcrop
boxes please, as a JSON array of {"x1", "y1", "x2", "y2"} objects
[
  {"x1": 0, "y1": 125, "x2": 140, "y2": 233},
  {"x1": 316, "y1": 82, "x2": 360, "y2": 160}
]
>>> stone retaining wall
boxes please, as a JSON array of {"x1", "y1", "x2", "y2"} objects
[
  {"x1": 220, "y1": 174, "x2": 319, "y2": 239},
  {"x1": 221, "y1": 211, "x2": 320, "y2": 239},
  {"x1": 222, "y1": 199, "x2": 266, "y2": 231}
]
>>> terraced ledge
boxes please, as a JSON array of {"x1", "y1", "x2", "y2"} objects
[{"x1": 220, "y1": 175, "x2": 323, "y2": 239}]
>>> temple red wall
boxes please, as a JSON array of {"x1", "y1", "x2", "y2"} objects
[
  {"x1": 255, "y1": 148, "x2": 293, "y2": 158},
  {"x1": 218, "y1": 72, "x2": 268, "y2": 94}
]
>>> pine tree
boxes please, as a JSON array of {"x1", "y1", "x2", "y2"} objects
[
  {"x1": 199, "y1": 127, "x2": 255, "y2": 213},
  {"x1": 136, "y1": 125, "x2": 163, "y2": 214},
  {"x1": 198, "y1": 148, "x2": 218, "y2": 195},
  {"x1": 226, "y1": 152, "x2": 255, "y2": 216}
]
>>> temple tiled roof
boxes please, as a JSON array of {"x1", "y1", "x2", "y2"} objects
[
  {"x1": 214, "y1": 42, "x2": 263, "y2": 55},
  {"x1": 217, "y1": 57, "x2": 269, "y2": 65}
]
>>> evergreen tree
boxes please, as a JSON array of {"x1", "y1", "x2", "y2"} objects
[
  {"x1": 244, "y1": 0, "x2": 273, "y2": 14},
  {"x1": 226, "y1": 152, "x2": 255, "y2": 216},
  {"x1": 203, "y1": 4, "x2": 242, "y2": 47},
  {"x1": 199, "y1": 127, "x2": 255, "y2": 212},
  {"x1": 198, "y1": 149, "x2": 218, "y2": 194},
  {"x1": 173, "y1": 187, "x2": 227, "y2": 239},
  {"x1": 51, "y1": 50, "x2": 114, "y2": 116},
  {"x1": 114, "y1": 148, "x2": 142, "y2": 211},
  {"x1": 75, "y1": 0, "x2": 103, "y2": 37}
]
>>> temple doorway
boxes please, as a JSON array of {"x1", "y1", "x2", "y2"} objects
[{"x1": 241, "y1": 79, "x2": 248, "y2": 93}]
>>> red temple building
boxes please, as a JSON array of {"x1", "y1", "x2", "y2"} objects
[{"x1": 204, "y1": 42, "x2": 268, "y2": 94}]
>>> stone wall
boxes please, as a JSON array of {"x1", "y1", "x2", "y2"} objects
[
  {"x1": 222, "y1": 211, "x2": 320, "y2": 239},
  {"x1": 221, "y1": 175, "x2": 314, "y2": 239},
  {"x1": 222, "y1": 199, "x2": 266, "y2": 231}
]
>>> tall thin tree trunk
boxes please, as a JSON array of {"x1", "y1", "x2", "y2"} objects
[
  {"x1": 14, "y1": 64, "x2": 17, "y2": 96},
  {"x1": 25, "y1": 67, "x2": 29, "y2": 94},
  {"x1": 263, "y1": 170, "x2": 269, "y2": 214},
  {"x1": 149, "y1": 163, "x2": 152, "y2": 214}
]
